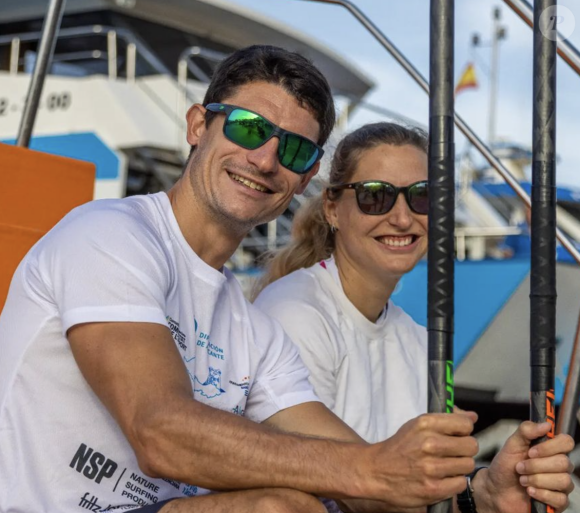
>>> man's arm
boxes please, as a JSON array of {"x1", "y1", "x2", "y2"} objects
[{"x1": 68, "y1": 321, "x2": 476, "y2": 510}]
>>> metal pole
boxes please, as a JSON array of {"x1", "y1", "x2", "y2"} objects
[
  {"x1": 297, "y1": 0, "x2": 580, "y2": 268},
  {"x1": 558, "y1": 312, "x2": 580, "y2": 436},
  {"x1": 530, "y1": 2, "x2": 557, "y2": 512},
  {"x1": 267, "y1": 220, "x2": 277, "y2": 251},
  {"x1": 177, "y1": 58, "x2": 188, "y2": 149},
  {"x1": 9, "y1": 38, "x2": 20, "y2": 75},
  {"x1": 107, "y1": 30, "x2": 117, "y2": 80},
  {"x1": 16, "y1": 0, "x2": 67, "y2": 148},
  {"x1": 428, "y1": 2, "x2": 455, "y2": 512},
  {"x1": 488, "y1": 8, "x2": 501, "y2": 145},
  {"x1": 504, "y1": 0, "x2": 580, "y2": 76},
  {"x1": 126, "y1": 43, "x2": 136, "y2": 83}
]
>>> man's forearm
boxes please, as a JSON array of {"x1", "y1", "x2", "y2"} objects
[{"x1": 134, "y1": 398, "x2": 372, "y2": 501}]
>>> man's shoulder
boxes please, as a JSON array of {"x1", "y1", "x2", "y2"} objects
[
  {"x1": 26, "y1": 194, "x2": 169, "y2": 273},
  {"x1": 44, "y1": 194, "x2": 163, "y2": 246},
  {"x1": 62, "y1": 194, "x2": 159, "y2": 230}
]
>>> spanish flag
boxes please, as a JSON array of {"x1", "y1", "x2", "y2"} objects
[{"x1": 455, "y1": 62, "x2": 478, "y2": 95}]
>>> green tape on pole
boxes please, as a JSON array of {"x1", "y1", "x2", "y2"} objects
[{"x1": 446, "y1": 361, "x2": 454, "y2": 413}]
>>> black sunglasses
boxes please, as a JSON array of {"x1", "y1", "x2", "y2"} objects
[
  {"x1": 328, "y1": 180, "x2": 429, "y2": 216},
  {"x1": 205, "y1": 103, "x2": 324, "y2": 174}
]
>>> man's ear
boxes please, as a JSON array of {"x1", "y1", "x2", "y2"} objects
[
  {"x1": 185, "y1": 104, "x2": 207, "y2": 146},
  {"x1": 295, "y1": 161, "x2": 321, "y2": 195}
]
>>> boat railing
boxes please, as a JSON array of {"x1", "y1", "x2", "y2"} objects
[
  {"x1": 176, "y1": 46, "x2": 228, "y2": 146},
  {"x1": 0, "y1": 25, "x2": 171, "y2": 81},
  {"x1": 455, "y1": 226, "x2": 523, "y2": 261},
  {"x1": 1, "y1": 24, "x2": 227, "y2": 151}
]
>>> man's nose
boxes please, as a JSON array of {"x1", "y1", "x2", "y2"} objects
[{"x1": 245, "y1": 137, "x2": 279, "y2": 174}]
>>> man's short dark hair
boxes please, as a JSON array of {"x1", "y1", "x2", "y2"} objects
[{"x1": 188, "y1": 45, "x2": 335, "y2": 160}]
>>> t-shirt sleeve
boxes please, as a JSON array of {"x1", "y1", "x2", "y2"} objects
[
  {"x1": 243, "y1": 309, "x2": 322, "y2": 423},
  {"x1": 28, "y1": 205, "x2": 171, "y2": 334},
  {"x1": 253, "y1": 297, "x2": 339, "y2": 412}
]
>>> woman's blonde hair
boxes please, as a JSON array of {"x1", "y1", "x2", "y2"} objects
[{"x1": 252, "y1": 122, "x2": 428, "y2": 298}]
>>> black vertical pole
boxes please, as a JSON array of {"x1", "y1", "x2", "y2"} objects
[
  {"x1": 428, "y1": 1, "x2": 455, "y2": 513},
  {"x1": 530, "y1": 1, "x2": 557, "y2": 513}
]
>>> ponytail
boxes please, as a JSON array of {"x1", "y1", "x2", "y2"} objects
[{"x1": 251, "y1": 195, "x2": 335, "y2": 299}]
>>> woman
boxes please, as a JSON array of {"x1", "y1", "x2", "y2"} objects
[
  {"x1": 254, "y1": 122, "x2": 576, "y2": 513},
  {"x1": 254, "y1": 122, "x2": 429, "y2": 443}
]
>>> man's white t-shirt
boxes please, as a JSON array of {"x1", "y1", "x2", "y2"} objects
[
  {"x1": 254, "y1": 257, "x2": 427, "y2": 443},
  {"x1": 0, "y1": 192, "x2": 319, "y2": 512}
]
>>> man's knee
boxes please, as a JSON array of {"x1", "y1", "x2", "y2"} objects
[
  {"x1": 254, "y1": 489, "x2": 328, "y2": 513},
  {"x1": 157, "y1": 488, "x2": 329, "y2": 513}
]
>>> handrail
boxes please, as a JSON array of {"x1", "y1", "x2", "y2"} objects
[
  {"x1": 176, "y1": 46, "x2": 228, "y2": 150},
  {"x1": 503, "y1": 0, "x2": 580, "y2": 76},
  {"x1": 455, "y1": 226, "x2": 522, "y2": 236},
  {"x1": 17, "y1": 0, "x2": 66, "y2": 147},
  {"x1": 9, "y1": 38, "x2": 20, "y2": 74},
  {"x1": 558, "y1": 312, "x2": 580, "y2": 436},
  {"x1": 0, "y1": 25, "x2": 172, "y2": 80},
  {"x1": 298, "y1": 0, "x2": 580, "y2": 268},
  {"x1": 107, "y1": 30, "x2": 117, "y2": 80}
]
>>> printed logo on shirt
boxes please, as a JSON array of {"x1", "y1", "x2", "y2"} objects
[
  {"x1": 78, "y1": 494, "x2": 125, "y2": 512},
  {"x1": 79, "y1": 493, "x2": 103, "y2": 512},
  {"x1": 229, "y1": 376, "x2": 250, "y2": 396},
  {"x1": 120, "y1": 472, "x2": 160, "y2": 506},
  {"x1": 193, "y1": 318, "x2": 226, "y2": 361},
  {"x1": 166, "y1": 316, "x2": 187, "y2": 351},
  {"x1": 182, "y1": 484, "x2": 198, "y2": 497},
  {"x1": 232, "y1": 405, "x2": 245, "y2": 416},
  {"x1": 190, "y1": 366, "x2": 226, "y2": 399},
  {"x1": 163, "y1": 478, "x2": 181, "y2": 490},
  {"x1": 70, "y1": 443, "x2": 118, "y2": 484}
]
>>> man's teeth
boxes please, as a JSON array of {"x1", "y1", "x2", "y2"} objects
[
  {"x1": 230, "y1": 173, "x2": 269, "y2": 192},
  {"x1": 379, "y1": 236, "x2": 414, "y2": 247}
]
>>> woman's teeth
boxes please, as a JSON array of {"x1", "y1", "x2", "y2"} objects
[
  {"x1": 229, "y1": 172, "x2": 269, "y2": 192},
  {"x1": 378, "y1": 236, "x2": 414, "y2": 247}
]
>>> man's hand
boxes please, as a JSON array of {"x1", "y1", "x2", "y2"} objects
[
  {"x1": 355, "y1": 412, "x2": 479, "y2": 509},
  {"x1": 474, "y1": 422, "x2": 575, "y2": 513}
]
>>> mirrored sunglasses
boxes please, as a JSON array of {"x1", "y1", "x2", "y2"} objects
[
  {"x1": 205, "y1": 103, "x2": 324, "y2": 174},
  {"x1": 328, "y1": 180, "x2": 429, "y2": 216}
]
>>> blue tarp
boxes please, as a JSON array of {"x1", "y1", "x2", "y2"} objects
[
  {"x1": 2, "y1": 132, "x2": 120, "y2": 180},
  {"x1": 473, "y1": 181, "x2": 580, "y2": 204},
  {"x1": 392, "y1": 259, "x2": 530, "y2": 365}
]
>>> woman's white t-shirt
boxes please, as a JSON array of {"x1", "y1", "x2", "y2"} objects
[{"x1": 255, "y1": 257, "x2": 427, "y2": 443}]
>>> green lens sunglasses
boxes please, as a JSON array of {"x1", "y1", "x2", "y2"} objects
[{"x1": 205, "y1": 103, "x2": 324, "y2": 174}]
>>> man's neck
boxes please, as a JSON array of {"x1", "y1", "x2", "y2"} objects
[{"x1": 166, "y1": 181, "x2": 244, "y2": 270}]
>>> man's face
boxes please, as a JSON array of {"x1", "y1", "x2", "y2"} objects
[{"x1": 184, "y1": 81, "x2": 321, "y2": 233}]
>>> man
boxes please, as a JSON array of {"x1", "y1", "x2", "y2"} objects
[{"x1": 0, "y1": 45, "x2": 574, "y2": 513}]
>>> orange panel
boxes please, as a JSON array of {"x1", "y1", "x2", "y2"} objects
[{"x1": 0, "y1": 143, "x2": 95, "y2": 312}]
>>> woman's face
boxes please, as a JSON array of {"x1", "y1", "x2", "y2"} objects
[{"x1": 325, "y1": 143, "x2": 428, "y2": 282}]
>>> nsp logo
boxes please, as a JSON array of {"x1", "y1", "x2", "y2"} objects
[{"x1": 70, "y1": 443, "x2": 118, "y2": 484}]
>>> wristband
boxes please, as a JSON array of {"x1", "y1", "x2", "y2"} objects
[{"x1": 457, "y1": 466, "x2": 487, "y2": 513}]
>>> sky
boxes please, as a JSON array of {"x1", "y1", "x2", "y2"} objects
[{"x1": 230, "y1": 0, "x2": 580, "y2": 188}]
